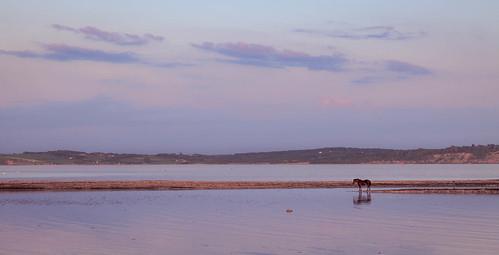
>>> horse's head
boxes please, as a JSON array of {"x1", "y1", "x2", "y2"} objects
[{"x1": 352, "y1": 178, "x2": 360, "y2": 185}]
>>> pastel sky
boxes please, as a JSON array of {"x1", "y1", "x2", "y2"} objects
[{"x1": 1, "y1": 0, "x2": 499, "y2": 153}]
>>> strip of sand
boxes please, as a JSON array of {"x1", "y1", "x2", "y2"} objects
[
  {"x1": 1, "y1": 179, "x2": 498, "y2": 192},
  {"x1": 372, "y1": 188, "x2": 499, "y2": 194}
]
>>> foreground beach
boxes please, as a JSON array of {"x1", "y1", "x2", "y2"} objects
[
  {"x1": 2, "y1": 187, "x2": 499, "y2": 254},
  {"x1": 1, "y1": 179, "x2": 498, "y2": 193}
]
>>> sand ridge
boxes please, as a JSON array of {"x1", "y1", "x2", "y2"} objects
[{"x1": 1, "y1": 179, "x2": 498, "y2": 192}]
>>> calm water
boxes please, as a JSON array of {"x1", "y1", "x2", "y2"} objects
[
  {"x1": 0, "y1": 189, "x2": 498, "y2": 255},
  {"x1": 2, "y1": 165, "x2": 498, "y2": 254},
  {"x1": 1, "y1": 164, "x2": 499, "y2": 181}
]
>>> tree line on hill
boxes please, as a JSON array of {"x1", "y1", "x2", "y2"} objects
[{"x1": 1, "y1": 144, "x2": 498, "y2": 165}]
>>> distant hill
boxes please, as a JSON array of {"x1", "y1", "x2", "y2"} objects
[{"x1": 1, "y1": 145, "x2": 499, "y2": 165}]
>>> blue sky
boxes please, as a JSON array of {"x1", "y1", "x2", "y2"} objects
[{"x1": 1, "y1": 1, "x2": 498, "y2": 153}]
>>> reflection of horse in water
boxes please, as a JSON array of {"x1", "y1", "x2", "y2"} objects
[
  {"x1": 353, "y1": 190, "x2": 372, "y2": 205},
  {"x1": 352, "y1": 178, "x2": 371, "y2": 192}
]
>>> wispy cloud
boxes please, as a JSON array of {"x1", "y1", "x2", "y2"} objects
[
  {"x1": 192, "y1": 42, "x2": 347, "y2": 71},
  {"x1": 351, "y1": 76, "x2": 390, "y2": 85},
  {"x1": 352, "y1": 60, "x2": 431, "y2": 85},
  {"x1": 384, "y1": 60, "x2": 431, "y2": 76},
  {"x1": 1, "y1": 44, "x2": 139, "y2": 63},
  {"x1": 294, "y1": 26, "x2": 424, "y2": 40},
  {"x1": 0, "y1": 44, "x2": 187, "y2": 68},
  {"x1": 52, "y1": 24, "x2": 164, "y2": 46}
]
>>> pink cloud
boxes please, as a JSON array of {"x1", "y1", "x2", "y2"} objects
[
  {"x1": 320, "y1": 97, "x2": 353, "y2": 107},
  {"x1": 192, "y1": 41, "x2": 347, "y2": 71}
]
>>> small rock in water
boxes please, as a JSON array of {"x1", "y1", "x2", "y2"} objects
[{"x1": 286, "y1": 209, "x2": 293, "y2": 213}]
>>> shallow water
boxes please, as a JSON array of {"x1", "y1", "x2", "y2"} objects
[
  {"x1": 1, "y1": 189, "x2": 498, "y2": 255},
  {"x1": 1, "y1": 164, "x2": 499, "y2": 181}
]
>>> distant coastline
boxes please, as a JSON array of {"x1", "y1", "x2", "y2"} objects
[{"x1": 1, "y1": 144, "x2": 499, "y2": 165}]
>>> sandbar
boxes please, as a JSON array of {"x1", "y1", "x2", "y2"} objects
[{"x1": 1, "y1": 179, "x2": 498, "y2": 192}]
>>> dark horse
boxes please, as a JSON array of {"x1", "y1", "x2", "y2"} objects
[{"x1": 352, "y1": 178, "x2": 371, "y2": 192}]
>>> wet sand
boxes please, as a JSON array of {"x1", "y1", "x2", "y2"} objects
[
  {"x1": 372, "y1": 188, "x2": 499, "y2": 194},
  {"x1": 1, "y1": 179, "x2": 498, "y2": 192}
]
